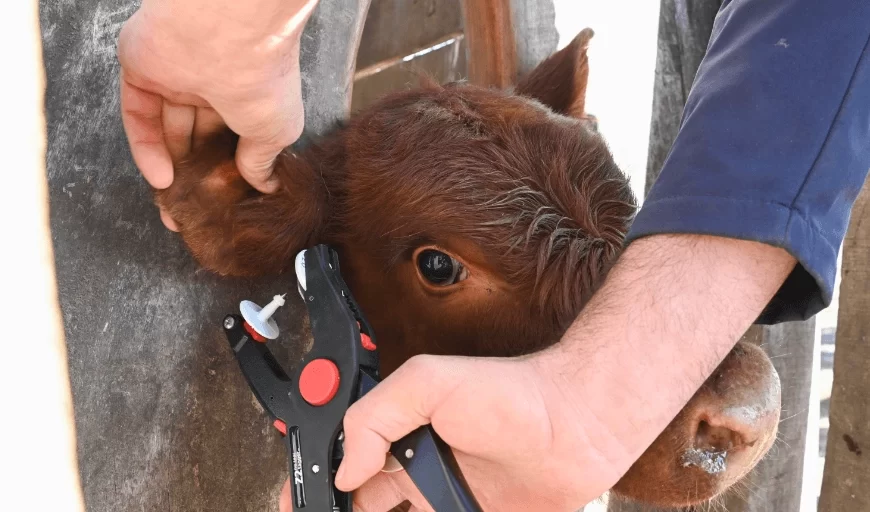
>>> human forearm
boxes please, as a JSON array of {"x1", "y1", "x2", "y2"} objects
[
  {"x1": 537, "y1": 234, "x2": 797, "y2": 473},
  {"x1": 627, "y1": 0, "x2": 870, "y2": 323}
]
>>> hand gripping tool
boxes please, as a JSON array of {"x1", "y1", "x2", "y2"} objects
[{"x1": 222, "y1": 244, "x2": 482, "y2": 512}]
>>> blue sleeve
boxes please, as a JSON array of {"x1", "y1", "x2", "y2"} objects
[{"x1": 625, "y1": 0, "x2": 870, "y2": 324}]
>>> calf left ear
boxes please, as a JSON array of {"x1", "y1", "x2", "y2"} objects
[{"x1": 515, "y1": 28, "x2": 595, "y2": 124}]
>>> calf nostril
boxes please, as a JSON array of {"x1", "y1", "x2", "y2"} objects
[{"x1": 695, "y1": 419, "x2": 747, "y2": 452}]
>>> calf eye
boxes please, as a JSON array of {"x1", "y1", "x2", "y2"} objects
[{"x1": 417, "y1": 249, "x2": 468, "y2": 286}]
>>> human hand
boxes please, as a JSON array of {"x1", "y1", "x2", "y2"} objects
[
  {"x1": 275, "y1": 234, "x2": 797, "y2": 511},
  {"x1": 279, "y1": 354, "x2": 626, "y2": 512},
  {"x1": 117, "y1": 0, "x2": 319, "y2": 229}
]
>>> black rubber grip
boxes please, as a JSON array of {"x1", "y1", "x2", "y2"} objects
[{"x1": 391, "y1": 426, "x2": 483, "y2": 512}]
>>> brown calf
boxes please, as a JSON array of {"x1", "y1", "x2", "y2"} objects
[{"x1": 155, "y1": 30, "x2": 781, "y2": 508}]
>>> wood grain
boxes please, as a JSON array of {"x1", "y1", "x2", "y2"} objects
[
  {"x1": 356, "y1": 0, "x2": 463, "y2": 70},
  {"x1": 819, "y1": 180, "x2": 870, "y2": 511},
  {"x1": 352, "y1": 34, "x2": 467, "y2": 112}
]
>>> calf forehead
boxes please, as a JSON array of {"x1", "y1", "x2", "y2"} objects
[
  {"x1": 349, "y1": 86, "x2": 606, "y2": 199},
  {"x1": 341, "y1": 84, "x2": 635, "y2": 320}
]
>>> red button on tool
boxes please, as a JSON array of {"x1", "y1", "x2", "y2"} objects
[{"x1": 299, "y1": 359, "x2": 340, "y2": 406}]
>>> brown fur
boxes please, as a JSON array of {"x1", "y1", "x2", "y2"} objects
[{"x1": 154, "y1": 31, "x2": 780, "y2": 508}]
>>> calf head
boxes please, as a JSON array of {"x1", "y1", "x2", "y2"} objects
[{"x1": 154, "y1": 29, "x2": 781, "y2": 509}]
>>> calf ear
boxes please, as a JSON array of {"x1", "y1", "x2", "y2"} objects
[
  {"x1": 515, "y1": 28, "x2": 594, "y2": 123},
  {"x1": 154, "y1": 130, "x2": 331, "y2": 277}
]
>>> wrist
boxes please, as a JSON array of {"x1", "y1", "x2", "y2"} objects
[{"x1": 533, "y1": 234, "x2": 796, "y2": 475}]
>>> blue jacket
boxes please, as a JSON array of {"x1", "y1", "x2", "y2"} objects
[{"x1": 626, "y1": 0, "x2": 870, "y2": 324}]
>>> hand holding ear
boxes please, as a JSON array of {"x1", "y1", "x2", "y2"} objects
[{"x1": 116, "y1": 0, "x2": 319, "y2": 229}]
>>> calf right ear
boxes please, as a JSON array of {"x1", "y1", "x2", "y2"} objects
[
  {"x1": 515, "y1": 28, "x2": 595, "y2": 125},
  {"x1": 154, "y1": 130, "x2": 331, "y2": 277}
]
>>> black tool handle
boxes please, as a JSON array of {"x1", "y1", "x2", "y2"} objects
[
  {"x1": 356, "y1": 370, "x2": 481, "y2": 511},
  {"x1": 391, "y1": 426, "x2": 483, "y2": 512}
]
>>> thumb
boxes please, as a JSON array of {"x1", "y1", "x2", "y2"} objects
[
  {"x1": 335, "y1": 355, "x2": 465, "y2": 492},
  {"x1": 234, "y1": 128, "x2": 299, "y2": 193},
  {"x1": 228, "y1": 79, "x2": 305, "y2": 194}
]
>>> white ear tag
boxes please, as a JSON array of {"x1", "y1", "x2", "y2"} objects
[
  {"x1": 295, "y1": 250, "x2": 308, "y2": 300},
  {"x1": 239, "y1": 294, "x2": 285, "y2": 340}
]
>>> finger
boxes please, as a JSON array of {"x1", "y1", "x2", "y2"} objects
[
  {"x1": 119, "y1": 68, "x2": 211, "y2": 108},
  {"x1": 234, "y1": 135, "x2": 290, "y2": 194},
  {"x1": 159, "y1": 206, "x2": 179, "y2": 232},
  {"x1": 219, "y1": 79, "x2": 305, "y2": 193},
  {"x1": 353, "y1": 472, "x2": 434, "y2": 512},
  {"x1": 352, "y1": 471, "x2": 422, "y2": 512},
  {"x1": 120, "y1": 76, "x2": 174, "y2": 189},
  {"x1": 191, "y1": 107, "x2": 226, "y2": 150},
  {"x1": 279, "y1": 479, "x2": 291, "y2": 512},
  {"x1": 162, "y1": 101, "x2": 195, "y2": 163},
  {"x1": 335, "y1": 356, "x2": 463, "y2": 492}
]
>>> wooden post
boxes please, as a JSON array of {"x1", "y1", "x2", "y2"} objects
[
  {"x1": 39, "y1": 0, "x2": 369, "y2": 510},
  {"x1": 609, "y1": 1, "x2": 816, "y2": 511},
  {"x1": 643, "y1": 0, "x2": 722, "y2": 197},
  {"x1": 507, "y1": 0, "x2": 559, "y2": 78},
  {"x1": 459, "y1": 0, "x2": 557, "y2": 88},
  {"x1": 819, "y1": 180, "x2": 870, "y2": 511}
]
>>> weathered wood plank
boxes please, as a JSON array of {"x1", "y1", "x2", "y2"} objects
[
  {"x1": 38, "y1": 0, "x2": 369, "y2": 510},
  {"x1": 351, "y1": 0, "x2": 467, "y2": 112},
  {"x1": 819, "y1": 180, "x2": 870, "y2": 511},
  {"x1": 458, "y1": 0, "x2": 557, "y2": 88},
  {"x1": 644, "y1": 0, "x2": 722, "y2": 196},
  {"x1": 459, "y1": 0, "x2": 517, "y2": 87},
  {"x1": 508, "y1": 0, "x2": 558, "y2": 78},
  {"x1": 356, "y1": 0, "x2": 463, "y2": 70},
  {"x1": 352, "y1": 35, "x2": 467, "y2": 112},
  {"x1": 610, "y1": 1, "x2": 816, "y2": 511},
  {"x1": 298, "y1": 0, "x2": 374, "y2": 142}
]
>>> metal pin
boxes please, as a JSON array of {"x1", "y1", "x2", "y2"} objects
[
  {"x1": 312, "y1": 465, "x2": 320, "y2": 474},
  {"x1": 404, "y1": 449, "x2": 414, "y2": 459},
  {"x1": 223, "y1": 317, "x2": 235, "y2": 329}
]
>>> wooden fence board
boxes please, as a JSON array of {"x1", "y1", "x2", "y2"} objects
[
  {"x1": 39, "y1": 0, "x2": 368, "y2": 510},
  {"x1": 356, "y1": 0, "x2": 463, "y2": 70},
  {"x1": 352, "y1": 35, "x2": 467, "y2": 112},
  {"x1": 643, "y1": 0, "x2": 722, "y2": 197},
  {"x1": 458, "y1": 0, "x2": 557, "y2": 88},
  {"x1": 509, "y1": 0, "x2": 559, "y2": 78},
  {"x1": 819, "y1": 180, "x2": 870, "y2": 511}
]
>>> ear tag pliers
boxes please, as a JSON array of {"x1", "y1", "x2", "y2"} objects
[{"x1": 222, "y1": 244, "x2": 482, "y2": 512}]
